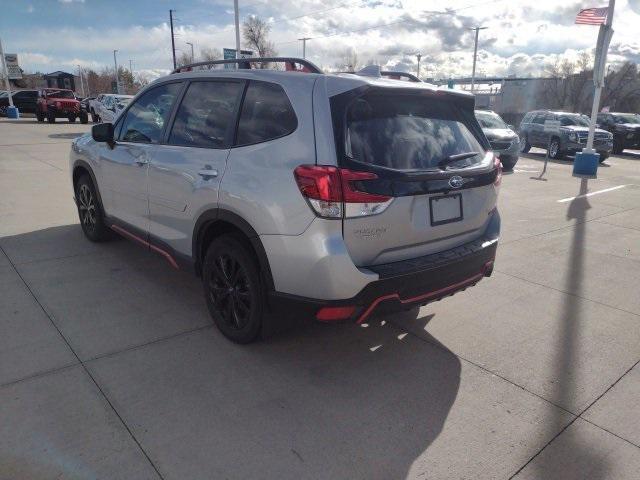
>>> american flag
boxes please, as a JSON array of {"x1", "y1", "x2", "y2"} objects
[{"x1": 575, "y1": 7, "x2": 609, "y2": 25}]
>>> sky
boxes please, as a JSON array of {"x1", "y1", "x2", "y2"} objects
[{"x1": 2, "y1": 0, "x2": 640, "y2": 81}]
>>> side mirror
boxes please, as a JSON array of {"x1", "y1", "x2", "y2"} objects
[{"x1": 92, "y1": 123, "x2": 115, "y2": 146}]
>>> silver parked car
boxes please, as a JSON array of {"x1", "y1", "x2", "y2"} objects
[
  {"x1": 69, "y1": 58, "x2": 501, "y2": 343},
  {"x1": 475, "y1": 110, "x2": 519, "y2": 170}
]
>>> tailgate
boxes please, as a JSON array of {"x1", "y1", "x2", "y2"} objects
[{"x1": 330, "y1": 87, "x2": 499, "y2": 267}]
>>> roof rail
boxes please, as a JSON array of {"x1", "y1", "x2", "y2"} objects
[
  {"x1": 380, "y1": 71, "x2": 422, "y2": 83},
  {"x1": 172, "y1": 57, "x2": 323, "y2": 74}
]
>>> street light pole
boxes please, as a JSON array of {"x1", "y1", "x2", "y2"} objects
[
  {"x1": 469, "y1": 26, "x2": 487, "y2": 92},
  {"x1": 186, "y1": 42, "x2": 194, "y2": 63},
  {"x1": 298, "y1": 37, "x2": 311, "y2": 59},
  {"x1": 113, "y1": 49, "x2": 120, "y2": 94},
  {"x1": 234, "y1": 0, "x2": 241, "y2": 60},
  {"x1": 416, "y1": 53, "x2": 422, "y2": 79},
  {"x1": 77, "y1": 65, "x2": 85, "y2": 97},
  {"x1": 170, "y1": 9, "x2": 177, "y2": 69},
  {"x1": 0, "y1": 37, "x2": 15, "y2": 111}
]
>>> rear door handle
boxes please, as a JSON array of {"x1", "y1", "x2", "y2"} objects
[{"x1": 198, "y1": 169, "x2": 218, "y2": 178}]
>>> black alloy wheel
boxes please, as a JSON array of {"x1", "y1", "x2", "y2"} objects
[
  {"x1": 75, "y1": 175, "x2": 111, "y2": 242},
  {"x1": 203, "y1": 235, "x2": 264, "y2": 343},
  {"x1": 548, "y1": 138, "x2": 563, "y2": 159}
]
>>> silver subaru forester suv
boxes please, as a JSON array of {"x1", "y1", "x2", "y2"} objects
[{"x1": 70, "y1": 58, "x2": 501, "y2": 343}]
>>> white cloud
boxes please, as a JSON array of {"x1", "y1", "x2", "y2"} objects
[{"x1": 13, "y1": 0, "x2": 640, "y2": 78}]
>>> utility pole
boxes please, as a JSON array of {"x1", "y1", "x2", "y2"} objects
[
  {"x1": 416, "y1": 53, "x2": 422, "y2": 79},
  {"x1": 113, "y1": 49, "x2": 120, "y2": 94},
  {"x1": 0, "y1": 36, "x2": 15, "y2": 112},
  {"x1": 129, "y1": 59, "x2": 133, "y2": 75},
  {"x1": 186, "y1": 42, "x2": 194, "y2": 63},
  {"x1": 469, "y1": 26, "x2": 487, "y2": 92},
  {"x1": 298, "y1": 37, "x2": 311, "y2": 59},
  {"x1": 170, "y1": 9, "x2": 177, "y2": 69},
  {"x1": 77, "y1": 65, "x2": 85, "y2": 97},
  {"x1": 234, "y1": 0, "x2": 241, "y2": 60}
]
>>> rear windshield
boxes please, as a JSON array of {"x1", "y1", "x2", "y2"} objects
[{"x1": 345, "y1": 92, "x2": 485, "y2": 171}]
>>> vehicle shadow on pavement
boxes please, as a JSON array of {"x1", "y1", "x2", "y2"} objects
[{"x1": 0, "y1": 224, "x2": 461, "y2": 479}]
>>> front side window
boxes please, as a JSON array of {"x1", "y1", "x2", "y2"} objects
[
  {"x1": 613, "y1": 113, "x2": 640, "y2": 124},
  {"x1": 169, "y1": 81, "x2": 244, "y2": 148},
  {"x1": 559, "y1": 114, "x2": 590, "y2": 127},
  {"x1": 345, "y1": 92, "x2": 485, "y2": 170},
  {"x1": 236, "y1": 81, "x2": 297, "y2": 146},
  {"x1": 119, "y1": 83, "x2": 182, "y2": 143}
]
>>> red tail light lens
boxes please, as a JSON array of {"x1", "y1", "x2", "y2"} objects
[
  {"x1": 294, "y1": 165, "x2": 393, "y2": 219},
  {"x1": 493, "y1": 155, "x2": 502, "y2": 186}
]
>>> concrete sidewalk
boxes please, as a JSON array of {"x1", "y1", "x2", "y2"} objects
[{"x1": 1, "y1": 117, "x2": 639, "y2": 479}]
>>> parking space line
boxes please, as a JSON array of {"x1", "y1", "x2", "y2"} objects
[{"x1": 557, "y1": 185, "x2": 628, "y2": 203}]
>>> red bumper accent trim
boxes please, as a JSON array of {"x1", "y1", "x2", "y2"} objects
[
  {"x1": 110, "y1": 224, "x2": 179, "y2": 270},
  {"x1": 355, "y1": 262, "x2": 493, "y2": 324}
]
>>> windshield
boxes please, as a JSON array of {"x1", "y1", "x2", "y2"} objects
[
  {"x1": 346, "y1": 93, "x2": 485, "y2": 171},
  {"x1": 46, "y1": 90, "x2": 75, "y2": 99},
  {"x1": 559, "y1": 114, "x2": 590, "y2": 127},
  {"x1": 613, "y1": 113, "x2": 640, "y2": 124},
  {"x1": 116, "y1": 97, "x2": 132, "y2": 108},
  {"x1": 475, "y1": 111, "x2": 508, "y2": 129}
]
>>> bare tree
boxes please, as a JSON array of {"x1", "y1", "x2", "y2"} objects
[
  {"x1": 177, "y1": 51, "x2": 192, "y2": 67},
  {"x1": 541, "y1": 52, "x2": 593, "y2": 112},
  {"x1": 242, "y1": 15, "x2": 277, "y2": 67},
  {"x1": 335, "y1": 47, "x2": 360, "y2": 72},
  {"x1": 601, "y1": 62, "x2": 640, "y2": 111},
  {"x1": 200, "y1": 47, "x2": 222, "y2": 62}
]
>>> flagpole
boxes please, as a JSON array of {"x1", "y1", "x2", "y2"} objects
[{"x1": 585, "y1": 0, "x2": 615, "y2": 153}]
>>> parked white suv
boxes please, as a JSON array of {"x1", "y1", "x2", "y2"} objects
[{"x1": 70, "y1": 58, "x2": 501, "y2": 343}]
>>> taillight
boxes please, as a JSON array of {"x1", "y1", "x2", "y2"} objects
[
  {"x1": 493, "y1": 155, "x2": 502, "y2": 186},
  {"x1": 294, "y1": 165, "x2": 393, "y2": 219}
]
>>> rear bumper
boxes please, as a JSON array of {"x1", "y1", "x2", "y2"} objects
[{"x1": 268, "y1": 233, "x2": 498, "y2": 324}]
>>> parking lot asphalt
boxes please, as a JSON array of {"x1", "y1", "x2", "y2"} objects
[{"x1": 1, "y1": 116, "x2": 639, "y2": 479}]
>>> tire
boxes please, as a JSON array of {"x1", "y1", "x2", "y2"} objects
[
  {"x1": 548, "y1": 137, "x2": 563, "y2": 159},
  {"x1": 519, "y1": 134, "x2": 531, "y2": 153},
  {"x1": 79, "y1": 112, "x2": 89, "y2": 124},
  {"x1": 47, "y1": 112, "x2": 56, "y2": 123},
  {"x1": 599, "y1": 154, "x2": 609, "y2": 163},
  {"x1": 36, "y1": 110, "x2": 45, "y2": 122},
  {"x1": 68, "y1": 115, "x2": 76, "y2": 123},
  {"x1": 75, "y1": 174, "x2": 111, "y2": 242},
  {"x1": 499, "y1": 155, "x2": 518, "y2": 171},
  {"x1": 612, "y1": 140, "x2": 624, "y2": 155},
  {"x1": 202, "y1": 234, "x2": 265, "y2": 344}
]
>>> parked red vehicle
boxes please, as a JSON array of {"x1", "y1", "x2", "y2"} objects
[{"x1": 36, "y1": 88, "x2": 88, "y2": 124}]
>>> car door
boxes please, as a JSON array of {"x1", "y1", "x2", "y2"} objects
[
  {"x1": 13, "y1": 91, "x2": 37, "y2": 113},
  {"x1": 98, "y1": 82, "x2": 183, "y2": 234},
  {"x1": 147, "y1": 79, "x2": 245, "y2": 256},
  {"x1": 530, "y1": 113, "x2": 547, "y2": 146}
]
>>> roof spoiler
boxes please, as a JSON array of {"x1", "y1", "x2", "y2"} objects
[{"x1": 172, "y1": 57, "x2": 323, "y2": 74}]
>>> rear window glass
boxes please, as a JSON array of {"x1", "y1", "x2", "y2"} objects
[
  {"x1": 345, "y1": 93, "x2": 485, "y2": 170},
  {"x1": 236, "y1": 81, "x2": 297, "y2": 146}
]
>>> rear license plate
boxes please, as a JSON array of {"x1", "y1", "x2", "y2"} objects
[{"x1": 430, "y1": 194, "x2": 463, "y2": 226}]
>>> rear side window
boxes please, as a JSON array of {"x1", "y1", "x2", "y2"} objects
[
  {"x1": 169, "y1": 81, "x2": 243, "y2": 148},
  {"x1": 345, "y1": 92, "x2": 485, "y2": 170},
  {"x1": 236, "y1": 81, "x2": 297, "y2": 146},
  {"x1": 119, "y1": 83, "x2": 182, "y2": 143}
]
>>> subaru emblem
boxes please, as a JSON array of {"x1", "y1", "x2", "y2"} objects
[{"x1": 448, "y1": 175, "x2": 464, "y2": 189}]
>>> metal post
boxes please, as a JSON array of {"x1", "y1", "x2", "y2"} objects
[
  {"x1": 170, "y1": 9, "x2": 177, "y2": 69},
  {"x1": 298, "y1": 37, "x2": 311, "y2": 59},
  {"x1": 186, "y1": 42, "x2": 194, "y2": 63},
  {"x1": 234, "y1": 0, "x2": 241, "y2": 60},
  {"x1": 585, "y1": 0, "x2": 616, "y2": 152},
  {"x1": 129, "y1": 59, "x2": 133, "y2": 75},
  {"x1": 78, "y1": 65, "x2": 85, "y2": 97},
  {"x1": 470, "y1": 26, "x2": 487, "y2": 92},
  {"x1": 416, "y1": 53, "x2": 422, "y2": 79},
  {"x1": 0, "y1": 37, "x2": 14, "y2": 108},
  {"x1": 113, "y1": 49, "x2": 120, "y2": 94}
]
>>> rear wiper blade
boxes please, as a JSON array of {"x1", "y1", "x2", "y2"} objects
[{"x1": 437, "y1": 151, "x2": 480, "y2": 169}]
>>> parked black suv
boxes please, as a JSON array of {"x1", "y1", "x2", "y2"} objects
[
  {"x1": 596, "y1": 112, "x2": 640, "y2": 154},
  {"x1": 0, "y1": 89, "x2": 39, "y2": 115},
  {"x1": 519, "y1": 110, "x2": 613, "y2": 161}
]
